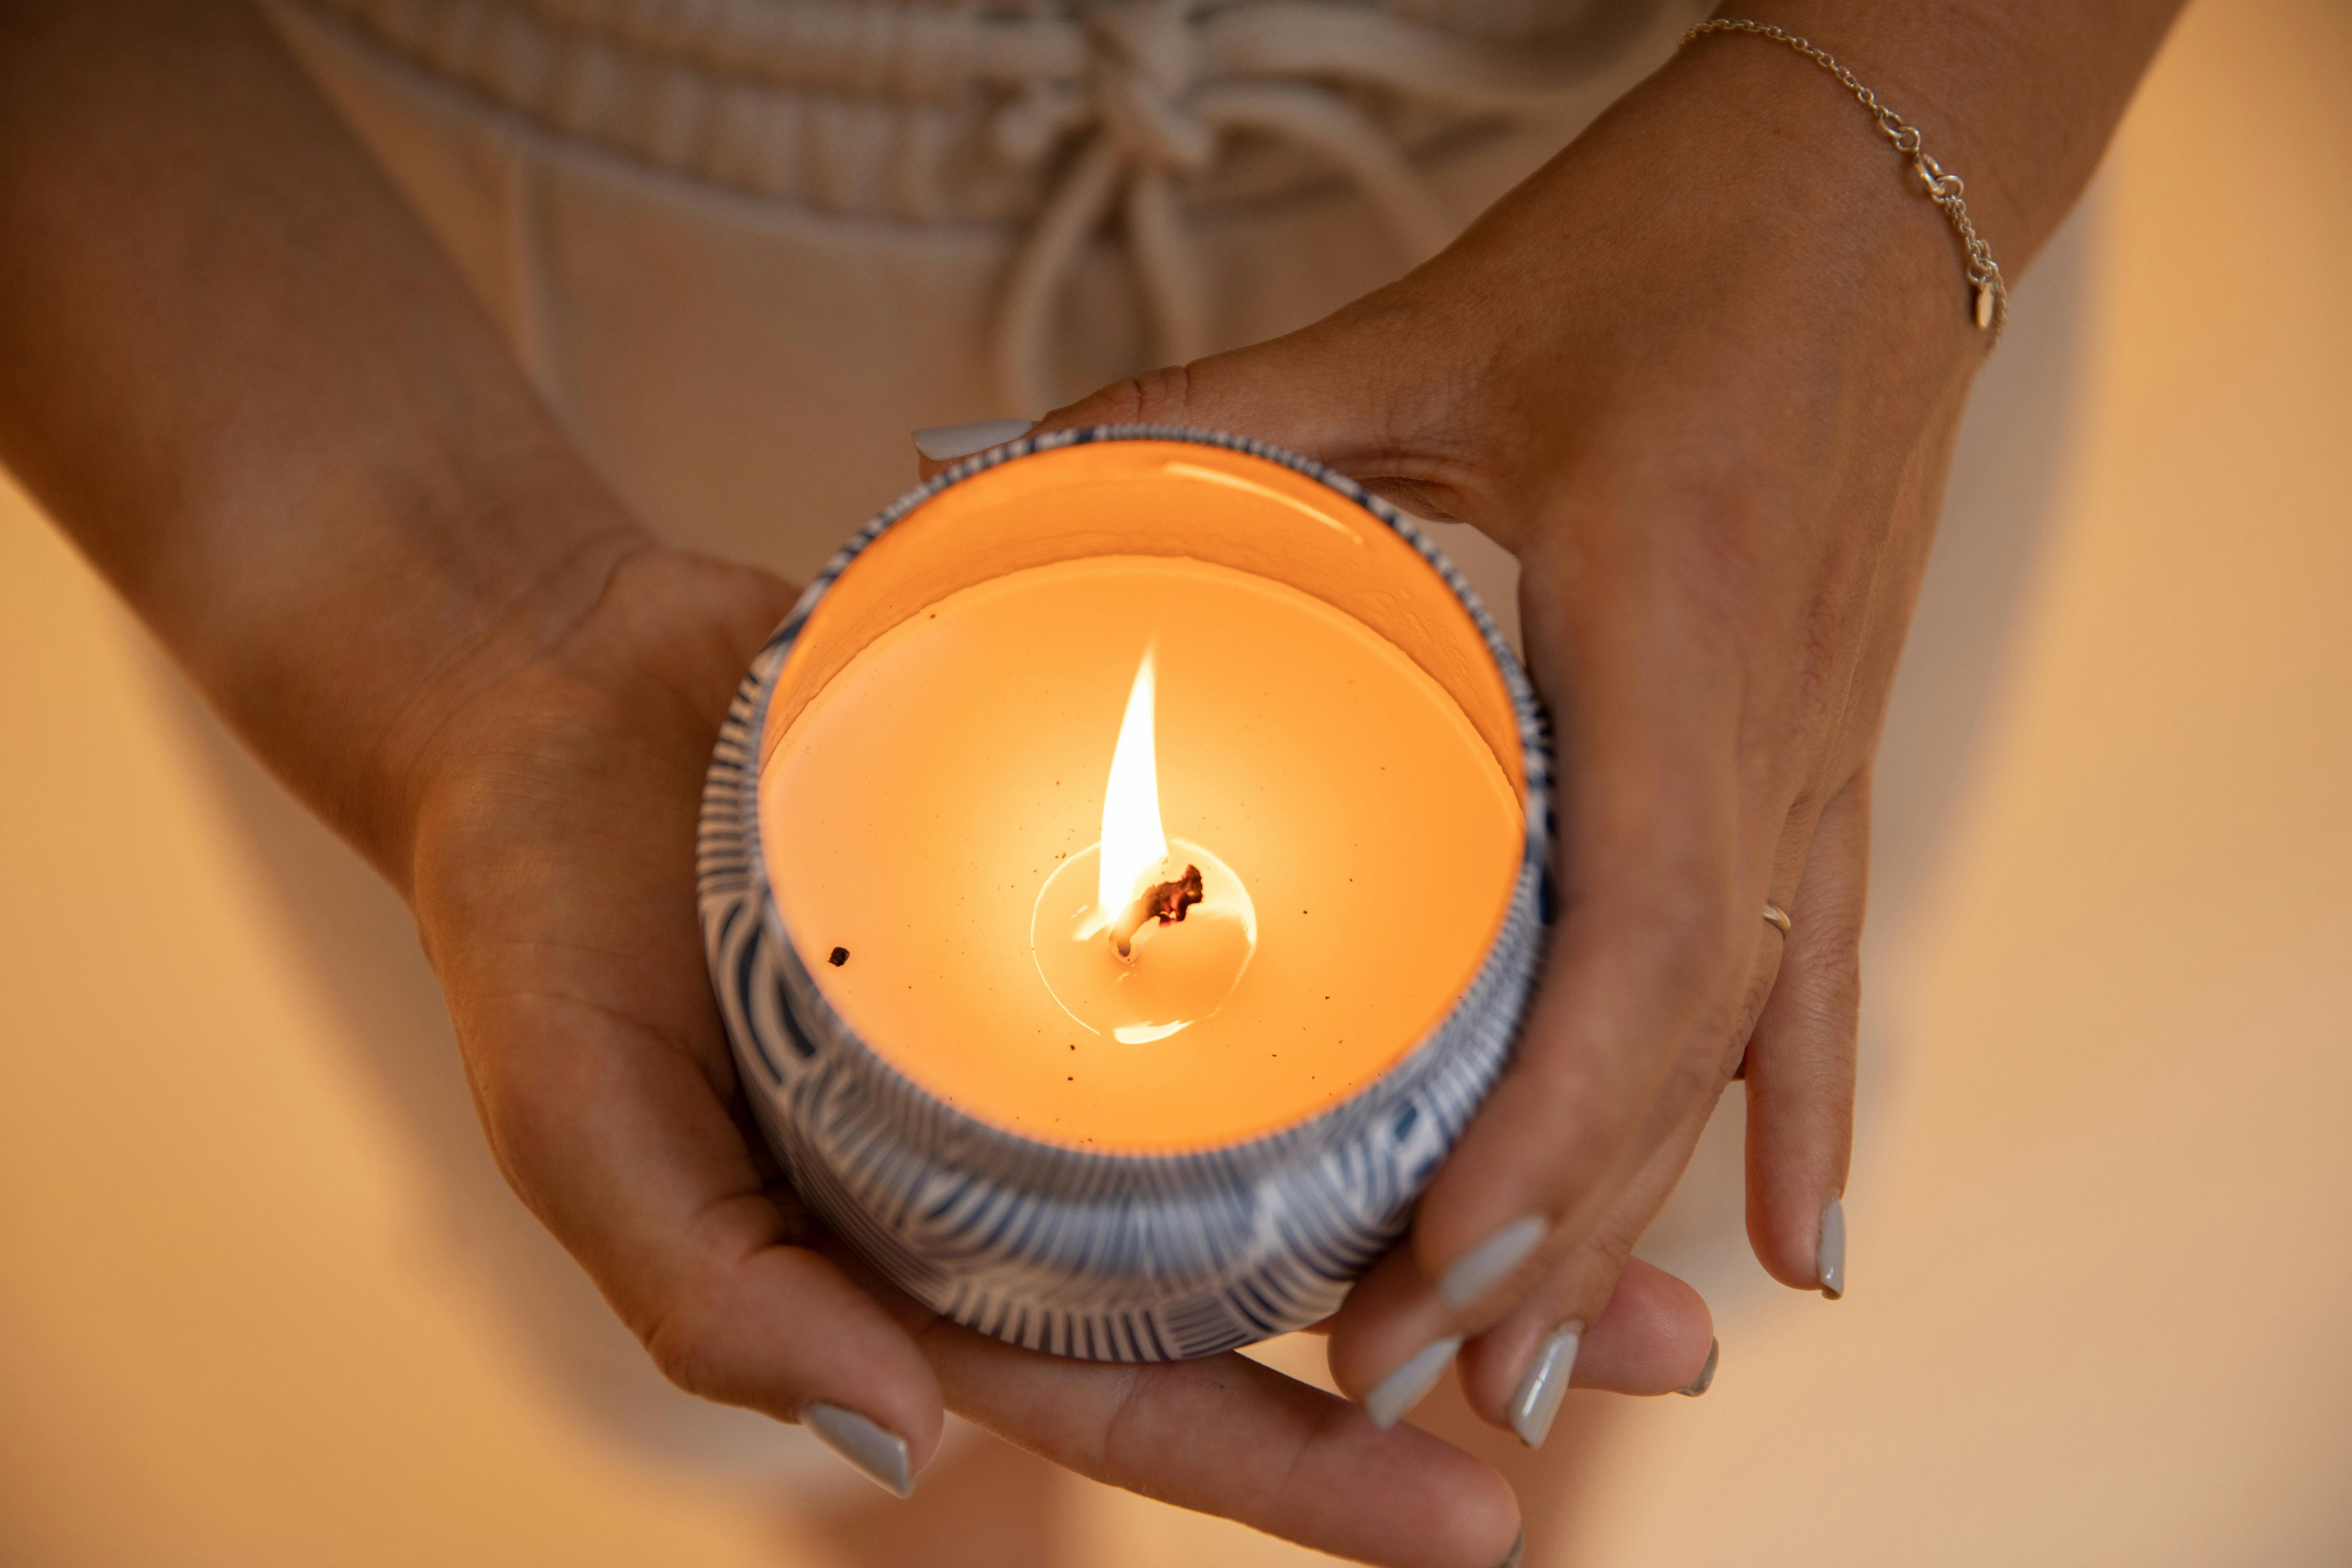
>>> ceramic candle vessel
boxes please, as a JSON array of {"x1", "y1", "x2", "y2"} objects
[{"x1": 697, "y1": 427, "x2": 1552, "y2": 1361}]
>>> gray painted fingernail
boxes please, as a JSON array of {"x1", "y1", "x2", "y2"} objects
[
  {"x1": 1508, "y1": 1322, "x2": 1581, "y2": 1449},
  {"x1": 912, "y1": 417, "x2": 1034, "y2": 461},
  {"x1": 1363, "y1": 1336, "x2": 1462, "y2": 1429},
  {"x1": 1675, "y1": 1338, "x2": 1720, "y2": 1398},
  {"x1": 1817, "y1": 1197, "x2": 1847, "y2": 1300},
  {"x1": 805, "y1": 1401, "x2": 913, "y2": 1498},
  {"x1": 1439, "y1": 1214, "x2": 1547, "y2": 1310},
  {"x1": 1496, "y1": 1527, "x2": 1526, "y2": 1568}
]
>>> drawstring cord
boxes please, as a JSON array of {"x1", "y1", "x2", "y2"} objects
[{"x1": 988, "y1": 0, "x2": 1633, "y2": 411}]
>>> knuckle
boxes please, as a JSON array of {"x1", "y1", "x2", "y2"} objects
[
  {"x1": 1050, "y1": 364, "x2": 1195, "y2": 428},
  {"x1": 1127, "y1": 363, "x2": 1196, "y2": 421},
  {"x1": 1588, "y1": 1210, "x2": 1653, "y2": 1276},
  {"x1": 640, "y1": 1291, "x2": 730, "y2": 1402},
  {"x1": 1732, "y1": 955, "x2": 1779, "y2": 1044},
  {"x1": 1777, "y1": 771, "x2": 1829, "y2": 832},
  {"x1": 464, "y1": 1051, "x2": 568, "y2": 1218},
  {"x1": 1091, "y1": 1363, "x2": 1155, "y2": 1482}
]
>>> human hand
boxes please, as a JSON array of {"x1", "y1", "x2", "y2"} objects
[
  {"x1": 4, "y1": 0, "x2": 2165, "y2": 1530},
  {"x1": 964, "y1": 33, "x2": 1994, "y2": 1442},
  {"x1": 397, "y1": 541, "x2": 1709, "y2": 1565}
]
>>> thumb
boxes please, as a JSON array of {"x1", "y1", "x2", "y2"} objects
[
  {"x1": 1035, "y1": 331, "x2": 1373, "y2": 454},
  {"x1": 913, "y1": 326, "x2": 1417, "y2": 487}
]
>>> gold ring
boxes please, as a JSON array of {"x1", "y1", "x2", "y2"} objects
[{"x1": 1762, "y1": 903, "x2": 1792, "y2": 936}]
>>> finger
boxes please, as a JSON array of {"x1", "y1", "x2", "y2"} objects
[
  {"x1": 1322, "y1": 822, "x2": 1785, "y2": 1428},
  {"x1": 911, "y1": 372, "x2": 1459, "y2": 531},
  {"x1": 462, "y1": 993, "x2": 949, "y2": 1489},
  {"x1": 912, "y1": 416, "x2": 1035, "y2": 481},
  {"x1": 1010, "y1": 325, "x2": 1454, "y2": 506},
  {"x1": 1450, "y1": 1093, "x2": 1732, "y2": 1440},
  {"x1": 1393, "y1": 520, "x2": 1803, "y2": 1336},
  {"x1": 1455, "y1": 1252, "x2": 1716, "y2": 1409},
  {"x1": 1028, "y1": 353, "x2": 1343, "y2": 453},
  {"x1": 421, "y1": 555, "x2": 946, "y2": 1493},
  {"x1": 1332, "y1": 1063, "x2": 1730, "y2": 1427},
  {"x1": 1553, "y1": 1258, "x2": 1716, "y2": 1395},
  {"x1": 910, "y1": 1312, "x2": 1522, "y2": 1568},
  {"x1": 1466, "y1": 1256, "x2": 1717, "y2": 1423},
  {"x1": 908, "y1": 349, "x2": 1338, "y2": 489},
  {"x1": 1744, "y1": 768, "x2": 1868, "y2": 1296}
]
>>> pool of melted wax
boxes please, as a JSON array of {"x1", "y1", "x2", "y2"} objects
[
  {"x1": 761, "y1": 556, "x2": 1523, "y2": 1152},
  {"x1": 1031, "y1": 841, "x2": 1258, "y2": 1044}
]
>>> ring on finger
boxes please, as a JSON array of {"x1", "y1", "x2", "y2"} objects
[{"x1": 1762, "y1": 902, "x2": 1792, "y2": 936}]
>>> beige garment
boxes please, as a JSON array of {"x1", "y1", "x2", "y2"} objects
[{"x1": 204, "y1": 0, "x2": 2080, "y2": 1482}]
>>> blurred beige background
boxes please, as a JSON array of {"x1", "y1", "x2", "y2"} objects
[{"x1": 4, "y1": 1, "x2": 2348, "y2": 1562}]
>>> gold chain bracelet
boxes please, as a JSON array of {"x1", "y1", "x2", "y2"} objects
[{"x1": 1685, "y1": 18, "x2": 2009, "y2": 344}]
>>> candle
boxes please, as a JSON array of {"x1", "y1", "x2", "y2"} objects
[
  {"x1": 701, "y1": 431, "x2": 1550, "y2": 1358},
  {"x1": 760, "y1": 555, "x2": 1522, "y2": 1151}
]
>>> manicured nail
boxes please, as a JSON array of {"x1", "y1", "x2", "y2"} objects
[
  {"x1": 805, "y1": 1401, "x2": 913, "y2": 1498},
  {"x1": 1496, "y1": 1527, "x2": 1527, "y2": 1568},
  {"x1": 1507, "y1": 1322, "x2": 1581, "y2": 1449},
  {"x1": 912, "y1": 417, "x2": 1034, "y2": 461},
  {"x1": 1817, "y1": 1197, "x2": 1846, "y2": 1299},
  {"x1": 1675, "y1": 1338, "x2": 1720, "y2": 1398},
  {"x1": 1439, "y1": 1213, "x2": 1547, "y2": 1310},
  {"x1": 1363, "y1": 1337, "x2": 1462, "y2": 1429}
]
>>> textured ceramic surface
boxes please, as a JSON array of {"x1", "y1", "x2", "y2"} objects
[{"x1": 697, "y1": 427, "x2": 1552, "y2": 1362}]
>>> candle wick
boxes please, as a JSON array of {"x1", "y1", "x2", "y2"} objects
[{"x1": 1108, "y1": 864, "x2": 1204, "y2": 960}]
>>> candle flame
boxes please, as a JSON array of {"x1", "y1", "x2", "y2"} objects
[{"x1": 1098, "y1": 648, "x2": 1168, "y2": 919}]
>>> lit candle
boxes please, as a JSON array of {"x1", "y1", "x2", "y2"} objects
[
  {"x1": 760, "y1": 556, "x2": 1521, "y2": 1150},
  {"x1": 702, "y1": 432, "x2": 1550, "y2": 1357}
]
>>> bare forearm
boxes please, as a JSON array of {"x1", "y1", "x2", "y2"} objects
[{"x1": 0, "y1": 0, "x2": 642, "y2": 886}]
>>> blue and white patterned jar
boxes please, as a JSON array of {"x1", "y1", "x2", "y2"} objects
[{"x1": 697, "y1": 427, "x2": 1552, "y2": 1362}]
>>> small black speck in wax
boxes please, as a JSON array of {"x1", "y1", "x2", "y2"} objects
[{"x1": 827, "y1": 946, "x2": 850, "y2": 967}]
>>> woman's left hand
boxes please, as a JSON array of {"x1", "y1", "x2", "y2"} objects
[{"x1": 939, "y1": 35, "x2": 1992, "y2": 1438}]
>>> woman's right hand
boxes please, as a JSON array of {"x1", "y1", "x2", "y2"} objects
[{"x1": 399, "y1": 541, "x2": 1712, "y2": 1567}]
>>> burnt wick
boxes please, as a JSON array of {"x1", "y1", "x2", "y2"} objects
[
  {"x1": 828, "y1": 946, "x2": 850, "y2": 967},
  {"x1": 1108, "y1": 864, "x2": 1205, "y2": 959}
]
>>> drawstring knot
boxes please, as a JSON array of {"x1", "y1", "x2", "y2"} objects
[
  {"x1": 990, "y1": 0, "x2": 1458, "y2": 412},
  {"x1": 984, "y1": 0, "x2": 1679, "y2": 412},
  {"x1": 1086, "y1": 0, "x2": 1215, "y2": 172}
]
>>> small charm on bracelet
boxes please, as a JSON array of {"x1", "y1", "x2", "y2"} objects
[{"x1": 1687, "y1": 18, "x2": 2012, "y2": 346}]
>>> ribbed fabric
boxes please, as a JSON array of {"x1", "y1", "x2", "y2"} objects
[{"x1": 290, "y1": 0, "x2": 1679, "y2": 404}]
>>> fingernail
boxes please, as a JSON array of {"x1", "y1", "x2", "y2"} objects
[
  {"x1": 805, "y1": 1401, "x2": 914, "y2": 1498},
  {"x1": 1816, "y1": 1197, "x2": 1846, "y2": 1299},
  {"x1": 1497, "y1": 1527, "x2": 1527, "y2": 1568},
  {"x1": 1508, "y1": 1322, "x2": 1581, "y2": 1449},
  {"x1": 1438, "y1": 1213, "x2": 1547, "y2": 1311},
  {"x1": 1363, "y1": 1337, "x2": 1462, "y2": 1429},
  {"x1": 1675, "y1": 1338, "x2": 1720, "y2": 1398},
  {"x1": 912, "y1": 417, "x2": 1034, "y2": 461}
]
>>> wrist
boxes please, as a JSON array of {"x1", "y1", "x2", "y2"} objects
[
  {"x1": 1401, "y1": 27, "x2": 1987, "y2": 526},
  {"x1": 1366, "y1": 33, "x2": 1996, "y2": 563},
  {"x1": 196, "y1": 438, "x2": 649, "y2": 894},
  {"x1": 1685, "y1": 5, "x2": 2037, "y2": 237},
  {"x1": 1635, "y1": 34, "x2": 1994, "y2": 383}
]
